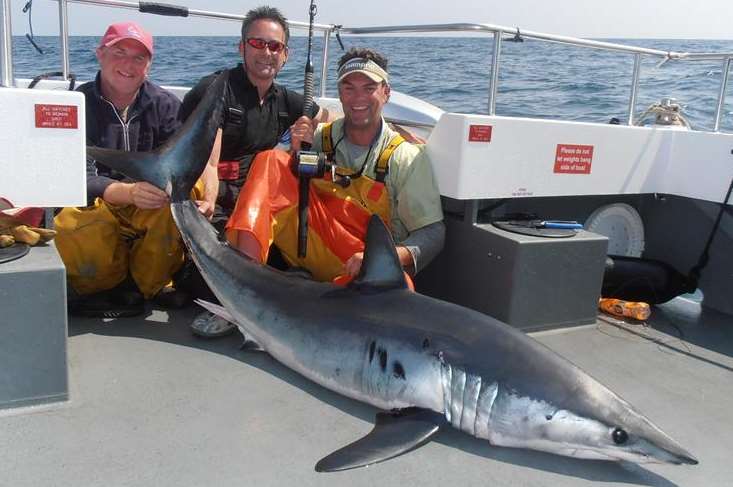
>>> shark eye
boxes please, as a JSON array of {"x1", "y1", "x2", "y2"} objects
[{"x1": 612, "y1": 427, "x2": 629, "y2": 445}]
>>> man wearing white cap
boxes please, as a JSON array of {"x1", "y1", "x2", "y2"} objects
[
  {"x1": 55, "y1": 21, "x2": 216, "y2": 317},
  {"x1": 226, "y1": 47, "x2": 444, "y2": 286}
]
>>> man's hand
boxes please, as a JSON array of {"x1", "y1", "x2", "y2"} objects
[
  {"x1": 290, "y1": 116, "x2": 315, "y2": 153},
  {"x1": 200, "y1": 156, "x2": 219, "y2": 220},
  {"x1": 129, "y1": 181, "x2": 169, "y2": 209},
  {"x1": 195, "y1": 199, "x2": 215, "y2": 219},
  {"x1": 344, "y1": 251, "x2": 365, "y2": 277}
]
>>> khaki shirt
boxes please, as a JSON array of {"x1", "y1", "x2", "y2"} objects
[{"x1": 313, "y1": 118, "x2": 443, "y2": 241}]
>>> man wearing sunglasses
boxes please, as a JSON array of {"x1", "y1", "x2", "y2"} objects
[
  {"x1": 179, "y1": 6, "x2": 329, "y2": 337},
  {"x1": 55, "y1": 21, "x2": 216, "y2": 318},
  {"x1": 226, "y1": 48, "x2": 444, "y2": 291}
]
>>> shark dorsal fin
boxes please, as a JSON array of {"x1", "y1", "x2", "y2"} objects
[{"x1": 350, "y1": 215, "x2": 408, "y2": 291}]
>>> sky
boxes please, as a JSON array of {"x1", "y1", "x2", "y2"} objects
[{"x1": 5, "y1": 0, "x2": 733, "y2": 39}]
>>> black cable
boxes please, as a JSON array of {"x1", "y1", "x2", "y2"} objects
[
  {"x1": 22, "y1": 0, "x2": 44, "y2": 54},
  {"x1": 333, "y1": 25, "x2": 345, "y2": 51},
  {"x1": 687, "y1": 163, "x2": 733, "y2": 288}
]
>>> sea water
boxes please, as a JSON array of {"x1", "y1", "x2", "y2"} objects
[{"x1": 11, "y1": 36, "x2": 733, "y2": 131}]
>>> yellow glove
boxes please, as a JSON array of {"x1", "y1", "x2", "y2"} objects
[{"x1": 0, "y1": 215, "x2": 56, "y2": 248}]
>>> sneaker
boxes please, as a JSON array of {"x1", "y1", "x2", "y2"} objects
[
  {"x1": 190, "y1": 310, "x2": 236, "y2": 338},
  {"x1": 115, "y1": 289, "x2": 144, "y2": 306},
  {"x1": 69, "y1": 290, "x2": 144, "y2": 318},
  {"x1": 154, "y1": 286, "x2": 190, "y2": 309}
]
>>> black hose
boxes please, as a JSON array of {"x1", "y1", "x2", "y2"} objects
[{"x1": 28, "y1": 71, "x2": 76, "y2": 91}]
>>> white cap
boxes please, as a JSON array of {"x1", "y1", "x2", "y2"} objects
[{"x1": 337, "y1": 58, "x2": 389, "y2": 84}]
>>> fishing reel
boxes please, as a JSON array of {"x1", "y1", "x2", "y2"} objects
[
  {"x1": 295, "y1": 150, "x2": 353, "y2": 188},
  {"x1": 295, "y1": 149, "x2": 327, "y2": 179}
]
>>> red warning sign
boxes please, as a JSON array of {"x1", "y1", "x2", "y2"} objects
[
  {"x1": 554, "y1": 144, "x2": 593, "y2": 174},
  {"x1": 468, "y1": 125, "x2": 492, "y2": 142},
  {"x1": 35, "y1": 104, "x2": 78, "y2": 129}
]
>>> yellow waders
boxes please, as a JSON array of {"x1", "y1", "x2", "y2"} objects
[{"x1": 55, "y1": 181, "x2": 204, "y2": 298}]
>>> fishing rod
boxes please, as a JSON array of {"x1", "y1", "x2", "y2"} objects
[
  {"x1": 295, "y1": 0, "x2": 322, "y2": 258},
  {"x1": 302, "y1": 0, "x2": 316, "y2": 124}
]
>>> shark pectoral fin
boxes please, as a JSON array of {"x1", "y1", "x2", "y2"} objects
[
  {"x1": 194, "y1": 298, "x2": 261, "y2": 347},
  {"x1": 350, "y1": 215, "x2": 408, "y2": 292},
  {"x1": 194, "y1": 298, "x2": 234, "y2": 323},
  {"x1": 315, "y1": 407, "x2": 444, "y2": 472},
  {"x1": 240, "y1": 339, "x2": 265, "y2": 352}
]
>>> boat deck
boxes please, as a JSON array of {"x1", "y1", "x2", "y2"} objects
[{"x1": 2, "y1": 297, "x2": 731, "y2": 487}]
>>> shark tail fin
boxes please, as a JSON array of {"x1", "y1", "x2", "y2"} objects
[
  {"x1": 86, "y1": 71, "x2": 228, "y2": 203},
  {"x1": 166, "y1": 71, "x2": 228, "y2": 202}
]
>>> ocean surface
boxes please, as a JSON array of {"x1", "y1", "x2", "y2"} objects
[{"x1": 10, "y1": 36, "x2": 733, "y2": 131}]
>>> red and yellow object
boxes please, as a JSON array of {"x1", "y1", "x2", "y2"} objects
[
  {"x1": 226, "y1": 149, "x2": 396, "y2": 283},
  {"x1": 598, "y1": 297, "x2": 651, "y2": 321}
]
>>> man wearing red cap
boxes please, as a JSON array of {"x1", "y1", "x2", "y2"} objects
[{"x1": 55, "y1": 21, "x2": 217, "y2": 317}]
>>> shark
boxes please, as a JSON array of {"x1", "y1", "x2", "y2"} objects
[{"x1": 88, "y1": 71, "x2": 698, "y2": 472}]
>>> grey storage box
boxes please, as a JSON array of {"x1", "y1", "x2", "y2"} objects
[
  {"x1": 0, "y1": 243, "x2": 68, "y2": 409},
  {"x1": 417, "y1": 216, "x2": 608, "y2": 331}
]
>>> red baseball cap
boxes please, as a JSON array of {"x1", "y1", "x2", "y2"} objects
[{"x1": 99, "y1": 21, "x2": 154, "y2": 57}]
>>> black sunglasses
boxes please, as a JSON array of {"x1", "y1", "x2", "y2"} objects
[{"x1": 245, "y1": 37, "x2": 286, "y2": 53}]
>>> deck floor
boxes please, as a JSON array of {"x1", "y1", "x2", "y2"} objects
[{"x1": 2, "y1": 297, "x2": 731, "y2": 487}]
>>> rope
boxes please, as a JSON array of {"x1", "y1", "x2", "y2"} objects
[{"x1": 635, "y1": 101, "x2": 692, "y2": 128}]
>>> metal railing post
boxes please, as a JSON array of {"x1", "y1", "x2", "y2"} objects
[
  {"x1": 488, "y1": 32, "x2": 502, "y2": 115},
  {"x1": 713, "y1": 57, "x2": 731, "y2": 132},
  {"x1": 58, "y1": 0, "x2": 71, "y2": 79},
  {"x1": 0, "y1": 0, "x2": 13, "y2": 87},
  {"x1": 627, "y1": 53, "x2": 641, "y2": 125},
  {"x1": 319, "y1": 29, "x2": 331, "y2": 98},
  {"x1": 464, "y1": 200, "x2": 479, "y2": 225}
]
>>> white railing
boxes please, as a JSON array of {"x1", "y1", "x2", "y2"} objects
[
  {"x1": 0, "y1": 0, "x2": 13, "y2": 87},
  {"x1": 1, "y1": 0, "x2": 731, "y2": 130}
]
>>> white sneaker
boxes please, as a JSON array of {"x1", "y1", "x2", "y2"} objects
[{"x1": 190, "y1": 310, "x2": 236, "y2": 338}]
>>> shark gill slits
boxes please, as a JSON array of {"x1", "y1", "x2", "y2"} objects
[
  {"x1": 612, "y1": 427, "x2": 629, "y2": 445},
  {"x1": 368, "y1": 341, "x2": 376, "y2": 363},
  {"x1": 422, "y1": 338, "x2": 430, "y2": 349},
  {"x1": 378, "y1": 348, "x2": 388, "y2": 371},
  {"x1": 392, "y1": 361, "x2": 406, "y2": 380}
]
